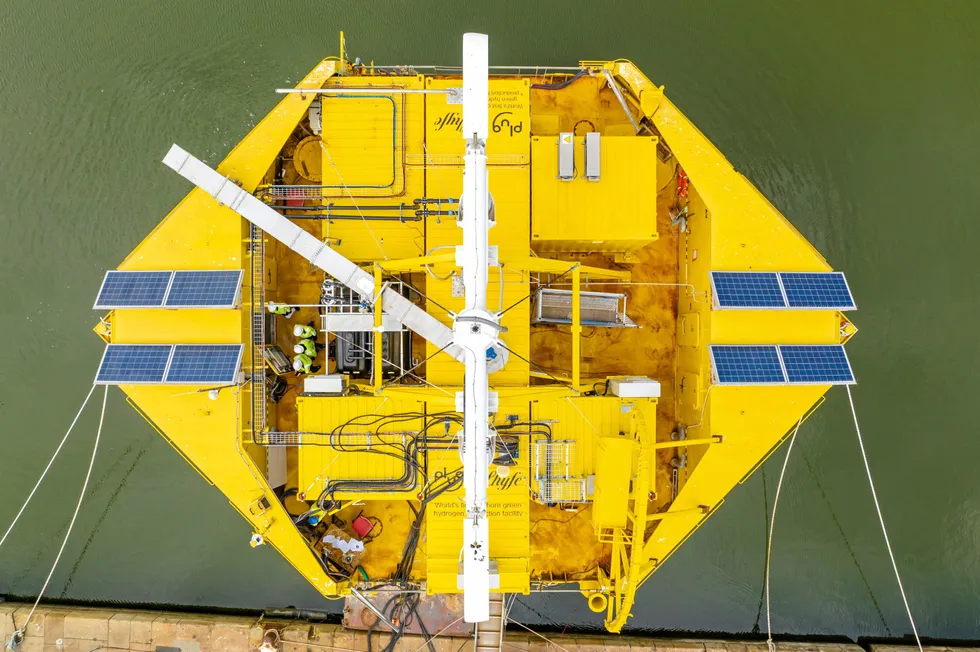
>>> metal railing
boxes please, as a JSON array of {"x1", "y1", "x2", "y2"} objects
[
  {"x1": 254, "y1": 430, "x2": 417, "y2": 447},
  {"x1": 249, "y1": 223, "x2": 267, "y2": 437},
  {"x1": 533, "y1": 288, "x2": 637, "y2": 328},
  {"x1": 533, "y1": 440, "x2": 590, "y2": 504}
]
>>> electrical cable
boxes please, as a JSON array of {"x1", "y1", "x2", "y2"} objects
[{"x1": 530, "y1": 69, "x2": 588, "y2": 90}]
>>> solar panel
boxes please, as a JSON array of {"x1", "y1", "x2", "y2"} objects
[
  {"x1": 779, "y1": 272, "x2": 855, "y2": 310},
  {"x1": 94, "y1": 271, "x2": 172, "y2": 309},
  {"x1": 95, "y1": 345, "x2": 173, "y2": 384},
  {"x1": 164, "y1": 270, "x2": 243, "y2": 308},
  {"x1": 710, "y1": 272, "x2": 785, "y2": 308},
  {"x1": 710, "y1": 345, "x2": 785, "y2": 385},
  {"x1": 164, "y1": 344, "x2": 243, "y2": 384},
  {"x1": 779, "y1": 345, "x2": 855, "y2": 384}
]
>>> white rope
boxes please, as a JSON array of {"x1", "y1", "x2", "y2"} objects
[
  {"x1": 847, "y1": 385, "x2": 923, "y2": 652},
  {"x1": 15, "y1": 385, "x2": 108, "y2": 639},
  {"x1": 764, "y1": 415, "x2": 803, "y2": 652},
  {"x1": 505, "y1": 616, "x2": 571, "y2": 652},
  {"x1": 564, "y1": 397, "x2": 598, "y2": 434},
  {"x1": 0, "y1": 384, "x2": 97, "y2": 552},
  {"x1": 410, "y1": 615, "x2": 464, "y2": 652}
]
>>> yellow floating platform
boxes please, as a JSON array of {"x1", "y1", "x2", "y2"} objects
[{"x1": 93, "y1": 37, "x2": 856, "y2": 633}]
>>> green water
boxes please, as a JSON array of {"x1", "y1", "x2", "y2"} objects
[{"x1": 1, "y1": 0, "x2": 978, "y2": 640}]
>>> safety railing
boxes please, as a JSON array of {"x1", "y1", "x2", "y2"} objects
[
  {"x1": 248, "y1": 223, "x2": 267, "y2": 438},
  {"x1": 533, "y1": 440, "x2": 590, "y2": 504},
  {"x1": 254, "y1": 430, "x2": 417, "y2": 447}
]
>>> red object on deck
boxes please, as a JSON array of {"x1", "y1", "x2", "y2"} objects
[
  {"x1": 351, "y1": 514, "x2": 374, "y2": 538},
  {"x1": 677, "y1": 169, "x2": 689, "y2": 198}
]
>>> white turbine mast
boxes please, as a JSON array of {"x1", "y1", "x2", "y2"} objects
[{"x1": 455, "y1": 32, "x2": 499, "y2": 624}]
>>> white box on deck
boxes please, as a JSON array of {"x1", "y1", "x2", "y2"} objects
[
  {"x1": 304, "y1": 374, "x2": 347, "y2": 394},
  {"x1": 558, "y1": 132, "x2": 574, "y2": 180},
  {"x1": 584, "y1": 132, "x2": 600, "y2": 180},
  {"x1": 266, "y1": 446, "x2": 287, "y2": 489},
  {"x1": 608, "y1": 376, "x2": 661, "y2": 398},
  {"x1": 310, "y1": 97, "x2": 322, "y2": 135}
]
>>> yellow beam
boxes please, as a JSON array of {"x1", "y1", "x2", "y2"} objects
[
  {"x1": 378, "y1": 252, "x2": 457, "y2": 272},
  {"x1": 604, "y1": 400, "x2": 656, "y2": 632},
  {"x1": 528, "y1": 370, "x2": 575, "y2": 386},
  {"x1": 378, "y1": 384, "x2": 576, "y2": 404},
  {"x1": 646, "y1": 505, "x2": 710, "y2": 523},
  {"x1": 504, "y1": 257, "x2": 630, "y2": 281}
]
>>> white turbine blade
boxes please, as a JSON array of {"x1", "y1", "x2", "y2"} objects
[
  {"x1": 462, "y1": 32, "x2": 489, "y2": 140},
  {"x1": 162, "y1": 144, "x2": 462, "y2": 361}
]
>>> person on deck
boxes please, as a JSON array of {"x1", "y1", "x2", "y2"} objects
[
  {"x1": 292, "y1": 353, "x2": 321, "y2": 375},
  {"x1": 293, "y1": 323, "x2": 317, "y2": 339},
  {"x1": 266, "y1": 301, "x2": 296, "y2": 318},
  {"x1": 294, "y1": 338, "x2": 324, "y2": 357}
]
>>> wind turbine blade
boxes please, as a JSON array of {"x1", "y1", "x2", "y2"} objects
[{"x1": 462, "y1": 32, "x2": 489, "y2": 140}]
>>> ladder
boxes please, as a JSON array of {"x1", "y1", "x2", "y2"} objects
[{"x1": 474, "y1": 593, "x2": 506, "y2": 652}]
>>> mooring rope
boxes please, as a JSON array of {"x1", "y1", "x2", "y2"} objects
[
  {"x1": 764, "y1": 416, "x2": 804, "y2": 652},
  {"x1": 10, "y1": 385, "x2": 108, "y2": 647},
  {"x1": 846, "y1": 385, "x2": 923, "y2": 652},
  {"x1": 0, "y1": 384, "x2": 98, "y2": 552}
]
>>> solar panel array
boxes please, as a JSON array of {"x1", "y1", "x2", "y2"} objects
[
  {"x1": 710, "y1": 271, "x2": 855, "y2": 310},
  {"x1": 95, "y1": 344, "x2": 243, "y2": 385},
  {"x1": 94, "y1": 270, "x2": 243, "y2": 309},
  {"x1": 710, "y1": 344, "x2": 855, "y2": 385}
]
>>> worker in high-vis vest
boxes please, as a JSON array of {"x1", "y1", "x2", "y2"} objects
[
  {"x1": 266, "y1": 301, "x2": 296, "y2": 318},
  {"x1": 293, "y1": 338, "x2": 323, "y2": 357},
  {"x1": 292, "y1": 353, "x2": 321, "y2": 375},
  {"x1": 293, "y1": 323, "x2": 317, "y2": 339}
]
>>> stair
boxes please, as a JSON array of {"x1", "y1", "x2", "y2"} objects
[{"x1": 475, "y1": 593, "x2": 507, "y2": 652}]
